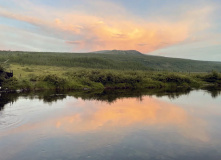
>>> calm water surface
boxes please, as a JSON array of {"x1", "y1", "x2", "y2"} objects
[{"x1": 0, "y1": 90, "x2": 221, "y2": 160}]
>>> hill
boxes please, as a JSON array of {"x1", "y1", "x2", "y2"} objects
[
  {"x1": 92, "y1": 50, "x2": 142, "y2": 55},
  {"x1": 0, "y1": 50, "x2": 221, "y2": 72}
]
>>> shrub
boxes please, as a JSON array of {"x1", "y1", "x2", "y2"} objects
[
  {"x1": 42, "y1": 74, "x2": 67, "y2": 89},
  {"x1": 1, "y1": 77, "x2": 19, "y2": 90},
  {"x1": 0, "y1": 65, "x2": 4, "y2": 72},
  {"x1": 203, "y1": 71, "x2": 221, "y2": 83},
  {"x1": 153, "y1": 73, "x2": 192, "y2": 84}
]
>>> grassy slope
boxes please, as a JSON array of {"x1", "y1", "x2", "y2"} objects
[
  {"x1": 0, "y1": 50, "x2": 221, "y2": 91},
  {"x1": 1, "y1": 50, "x2": 221, "y2": 72}
]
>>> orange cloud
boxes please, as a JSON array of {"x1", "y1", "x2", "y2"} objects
[
  {"x1": 0, "y1": 1, "x2": 215, "y2": 53},
  {"x1": 50, "y1": 7, "x2": 214, "y2": 52},
  {"x1": 77, "y1": 21, "x2": 190, "y2": 52}
]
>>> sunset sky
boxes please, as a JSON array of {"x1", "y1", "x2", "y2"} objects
[{"x1": 0, "y1": 0, "x2": 221, "y2": 61}]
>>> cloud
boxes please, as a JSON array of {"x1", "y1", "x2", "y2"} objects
[
  {"x1": 0, "y1": 0, "x2": 216, "y2": 53},
  {"x1": 66, "y1": 41, "x2": 82, "y2": 45},
  {"x1": 0, "y1": 25, "x2": 69, "y2": 52}
]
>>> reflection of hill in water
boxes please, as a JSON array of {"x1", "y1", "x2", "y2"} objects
[
  {"x1": 0, "y1": 88, "x2": 221, "y2": 111},
  {"x1": 70, "y1": 88, "x2": 192, "y2": 103}
]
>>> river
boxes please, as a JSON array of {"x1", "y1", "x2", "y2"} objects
[{"x1": 0, "y1": 89, "x2": 221, "y2": 160}]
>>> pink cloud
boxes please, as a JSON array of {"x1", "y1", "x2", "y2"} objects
[{"x1": 0, "y1": 1, "x2": 215, "y2": 53}]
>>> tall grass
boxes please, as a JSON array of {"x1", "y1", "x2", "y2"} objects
[{"x1": 1, "y1": 67, "x2": 220, "y2": 91}]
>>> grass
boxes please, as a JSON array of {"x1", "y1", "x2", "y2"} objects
[
  {"x1": 1, "y1": 50, "x2": 221, "y2": 72},
  {"x1": 9, "y1": 64, "x2": 71, "y2": 79},
  {"x1": 0, "y1": 63, "x2": 220, "y2": 92},
  {"x1": 0, "y1": 51, "x2": 221, "y2": 92}
]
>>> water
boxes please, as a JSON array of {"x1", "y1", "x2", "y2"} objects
[{"x1": 0, "y1": 89, "x2": 221, "y2": 160}]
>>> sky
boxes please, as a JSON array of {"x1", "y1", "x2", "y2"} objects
[{"x1": 0, "y1": 0, "x2": 221, "y2": 61}]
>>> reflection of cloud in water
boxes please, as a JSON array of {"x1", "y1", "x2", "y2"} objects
[
  {"x1": 58, "y1": 97, "x2": 209, "y2": 142},
  {"x1": 0, "y1": 96, "x2": 210, "y2": 160},
  {"x1": 0, "y1": 96, "x2": 208, "y2": 142}
]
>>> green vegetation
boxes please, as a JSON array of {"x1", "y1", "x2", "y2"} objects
[
  {"x1": 1, "y1": 65, "x2": 221, "y2": 91},
  {"x1": 0, "y1": 50, "x2": 221, "y2": 92},
  {"x1": 1, "y1": 50, "x2": 221, "y2": 72},
  {"x1": 0, "y1": 64, "x2": 7, "y2": 86},
  {"x1": 0, "y1": 65, "x2": 4, "y2": 72},
  {"x1": 0, "y1": 65, "x2": 4, "y2": 85}
]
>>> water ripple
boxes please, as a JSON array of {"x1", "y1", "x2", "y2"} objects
[{"x1": 0, "y1": 113, "x2": 23, "y2": 131}]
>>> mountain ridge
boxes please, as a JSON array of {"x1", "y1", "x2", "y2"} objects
[
  {"x1": 0, "y1": 50, "x2": 221, "y2": 72},
  {"x1": 91, "y1": 50, "x2": 142, "y2": 55}
]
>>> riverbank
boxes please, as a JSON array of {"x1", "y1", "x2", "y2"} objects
[{"x1": 1, "y1": 67, "x2": 221, "y2": 92}]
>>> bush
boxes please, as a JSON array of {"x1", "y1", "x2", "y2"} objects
[
  {"x1": 1, "y1": 77, "x2": 19, "y2": 90},
  {"x1": 0, "y1": 65, "x2": 4, "y2": 72},
  {"x1": 42, "y1": 74, "x2": 67, "y2": 89},
  {"x1": 153, "y1": 73, "x2": 192, "y2": 84},
  {"x1": 203, "y1": 71, "x2": 221, "y2": 82}
]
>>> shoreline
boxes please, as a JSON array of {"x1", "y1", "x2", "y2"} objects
[{"x1": 0, "y1": 82, "x2": 220, "y2": 94}]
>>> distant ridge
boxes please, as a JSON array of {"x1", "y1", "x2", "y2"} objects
[
  {"x1": 92, "y1": 50, "x2": 142, "y2": 55},
  {"x1": 1, "y1": 50, "x2": 221, "y2": 72}
]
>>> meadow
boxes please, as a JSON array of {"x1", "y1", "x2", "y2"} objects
[
  {"x1": 0, "y1": 50, "x2": 221, "y2": 91},
  {"x1": 1, "y1": 50, "x2": 221, "y2": 72}
]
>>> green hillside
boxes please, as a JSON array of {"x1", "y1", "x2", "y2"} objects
[{"x1": 0, "y1": 50, "x2": 221, "y2": 72}]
